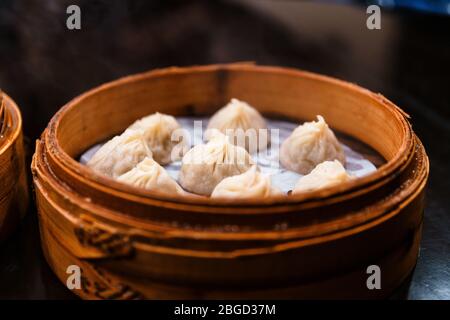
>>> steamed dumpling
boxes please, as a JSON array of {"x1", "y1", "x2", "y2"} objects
[
  {"x1": 293, "y1": 160, "x2": 352, "y2": 194},
  {"x1": 207, "y1": 98, "x2": 269, "y2": 153},
  {"x1": 212, "y1": 165, "x2": 282, "y2": 199},
  {"x1": 280, "y1": 116, "x2": 345, "y2": 175},
  {"x1": 87, "y1": 129, "x2": 153, "y2": 178},
  {"x1": 117, "y1": 157, "x2": 186, "y2": 195},
  {"x1": 179, "y1": 131, "x2": 254, "y2": 196},
  {"x1": 128, "y1": 112, "x2": 188, "y2": 165}
]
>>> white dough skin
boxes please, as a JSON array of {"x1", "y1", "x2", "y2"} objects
[
  {"x1": 211, "y1": 165, "x2": 283, "y2": 199},
  {"x1": 280, "y1": 115, "x2": 346, "y2": 175},
  {"x1": 128, "y1": 112, "x2": 188, "y2": 165},
  {"x1": 207, "y1": 98, "x2": 269, "y2": 153},
  {"x1": 293, "y1": 160, "x2": 352, "y2": 194},
  {"x1": 87, "y1": 129, "x2": 153, "y2": 179},
  {"x1": 179, "y1": 132, "x2": 254, "y2": 196},
  {"x1": 117, "y1": 157, "x2": 186, "y2": 195}
]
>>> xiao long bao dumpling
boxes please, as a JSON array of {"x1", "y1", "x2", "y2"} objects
[
  {"x1": 207, "y1": 98, "x2": 269, "y2": 153},
  {"x1": 293, "y1": 160, "x2": 352, "y2": 194},
  {"x1": 211, "y1": 165, "x2": 282, "y2": 199},
  {"x1": 280, "y1": 115, "x2": 346, "y2": 175},
  {"x1": 87, "y1": 129, "x2": 153, "y2": 178},
  {"x1": 128, "y1": 112, "x2": 188, "y2": 165},
  {"x1": 117, "y1": 157, "x2": 186, "y2": 195},
  {"x1": 179, "y1": 131, "x2": 254, "y2": 196}
]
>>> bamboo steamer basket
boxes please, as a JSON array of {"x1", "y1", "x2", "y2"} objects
[
  {"x1": 0, "y1": 92, "x2": 28, "y2": 242},
  {"x1": 32, "y1": 64, "x2": 429, "y2": 299}
]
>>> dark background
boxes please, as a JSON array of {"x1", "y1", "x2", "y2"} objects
[{"x1": 0, "y1": 0, "x2": 449, "y2": 299}]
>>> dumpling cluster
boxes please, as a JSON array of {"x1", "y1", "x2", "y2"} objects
[
  {"x1": 212, "y1": 165, "x2": 282, "y2": 199},
  {"x1": 207, "y1": 98, "x2": 269, "y2": 153},
  {"x1": 86, "y1": 101, "x2": 355, "y2": 200},
  {"x1": 179, "y1": 131, "x2": 254, "y2": 196},
  {"x1": 117, "y1": 157, "x2": 186, "y2": 195},
  {"x1": 293, "y1": 160, "x2": 352, "y2": 194},
  {"x1": 280, "y1": 116, "x2": 346, "y2": 175}
]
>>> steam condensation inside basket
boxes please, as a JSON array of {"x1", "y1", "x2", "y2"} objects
[{"x1": 79, "y1": 117, "x2": 377, "y2": 194}]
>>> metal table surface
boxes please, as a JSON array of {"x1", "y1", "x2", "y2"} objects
[{"x1": 0, "y1": 0, "x2": 448, "y2": 299}]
